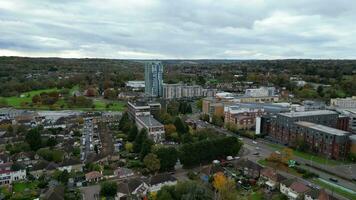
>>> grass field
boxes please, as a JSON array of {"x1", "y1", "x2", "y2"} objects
[
  {"x1": 0, "y1": 87, "x2": 125, "y2": 111},
  {"x1": 266, "y1": 143, "x2": 346, "y2": 166},
  {"x1": 13, "y1": 181, "x2": 38, "y2": 193},
  {"x1": 313, "y1": 178, "x2": 356, "y2": 200}
]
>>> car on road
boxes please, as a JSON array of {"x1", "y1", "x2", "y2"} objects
[
  {"x1": 255, "y1": 147, "x2": 260, "y2": 150},
  {"x1": 329, "y1": 178, "x2": 338, "y2": 182},
  {"x1": 234, "y1": 156, "x2": 240, "y2": 160},
  {"x1": 252, "y1": 152, "x2": 259, "y2": 155},
  {"x1": 252, "y1": 141, "x2": 257, "y2": 144}
]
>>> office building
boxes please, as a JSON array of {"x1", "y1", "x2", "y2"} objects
[
  {"x1": 145, "y1": 62, "x2": 163, "y2": 97},
  {"x1": 127, "y1": 101, "x2": 161, "y2": 120}
]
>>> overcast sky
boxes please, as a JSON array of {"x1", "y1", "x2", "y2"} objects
[{"x1": 0, "y1": 0, "x2": 356, "y2": 59}]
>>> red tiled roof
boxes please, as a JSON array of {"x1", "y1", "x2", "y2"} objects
[{"x1": 290, "y1": 181, "x2": 310, "y2": 193}]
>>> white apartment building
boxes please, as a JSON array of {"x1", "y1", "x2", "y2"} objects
[
  {"x1": 163, "y1": 84, "x2": 203, "y2": 99},
  {"x1": 245, "y1": 87, "x2": 276, "y2": 97},
  {"x1": 330, "y1": 96, "x2": 356, "y2": 108},
  {"x1": 0, "y1": 170, "x2": 26, "y2": 185}
]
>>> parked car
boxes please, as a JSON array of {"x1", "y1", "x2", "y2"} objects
[{"x1": 329, "y1": 178, "x2": 338, "y2": 182}]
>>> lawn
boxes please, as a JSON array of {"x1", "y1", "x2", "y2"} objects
[
  {"x1": 0, "y1": 87, "x2": 125, "y2": 111},
  {"x1": 249, "y1": 191, "x2": 264, "y2": 200},
  {"x1": 13, "y1": 181, "x2": 38, "y2": 193},
  {"x1": 266, "y1": 143, "x2": 345, "y2": 166},
  {"x1": 313, "y1": 178, "x2": 356, "y2": 200}
]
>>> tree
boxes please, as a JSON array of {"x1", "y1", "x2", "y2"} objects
[
  {"x1": 174, "y1": 117, "x2": 188, "y2": 135},
  {"x1": 175, "y1": 181, "x2": 213, "y2": 200},
  {"x1": 213, "y1": 172, "x2": 238, "y2": 200},
  {"x1": 179, "y1": 137, "x2": 242, "y2": 167},
  {"x1": 25, "y1": 128, "x2": 42, "y2": 151},
  {"x1": 157, "y1": 189, "x2": 174, "y2": 200},
  {"x1": 125, "y1": 142, "x2": 133, "y2": 152},
  {"x1": 212, "y1": 115, "x2": 224, "y2": 127},
  {"x1": 128, "y1": 124, "x2": 138, "y2": 142},
  {"x1": 100, "y1": 181, "x2": 118, "y2": 197},
  {"x1": 143, "y1": 153, "x2": 160, "y2": 173},
  {"x1": 154, "y1": 147, "x2": 178, "y2": 171},
  {"x1": 281, "y1": 148, "x2": 294, "y2": 164},
  {"x1": 140, "y1": 139, "x2": 154, "y2": 160},
  {"x1": 46, "y1": 137, "x2": 57, "y2": 147},
  {"x1": 196, "y1": 99, "x2": 203, "y2": 111},
  {"x1": 103, "y1": 88, "x2": 117, "y2": 100},
  {"x1": 134, "y1": 128, "x2": 148, "y2": 153},
  {"x1": 119, "y1": 112, "x2": 132, "y2": 133},
  {"x1": 213, "y1": 172, "x2": 227, "y2": 191},
  {"x1": 164, "y1": 124, "x2": 176, "y2": 135}
]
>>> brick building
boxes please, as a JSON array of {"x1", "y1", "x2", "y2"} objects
[{"x1": 265, "y1": 110, "x2": 351, "y2": 159}]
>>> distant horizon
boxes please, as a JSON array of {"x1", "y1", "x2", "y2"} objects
[{"x1": 1, "y1": 55, "x2": 356, "y2": 61}]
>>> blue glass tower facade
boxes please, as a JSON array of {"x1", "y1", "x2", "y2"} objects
[{"x1": 145, "y1": 61, "x2": 163, "y2": 97}]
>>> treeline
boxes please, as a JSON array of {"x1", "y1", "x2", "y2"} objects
[{"x1": 179, "y1": 136, "x2": 242, "y2": 167}]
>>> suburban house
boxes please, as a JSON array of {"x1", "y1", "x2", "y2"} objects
[
  {"x1": 234, "y1": 159, "x2": 263, "y2": 179},
  {"x1": 117, "y1": 178, "x2": 149, "y2": 199},
  {"x1": 259, "y1": 168, "x2": 287, "y2": 190},
  {"x1": 304, "y1": 188, "x2": 339, "y2": 200},
  {"x1": 280, "y1": 179, "x2": 311, "y2": 200},
  {"x1": 149, "y1": 173, "x2": 178, "y2": 192},
  {"x1": 0, "y1": 169, "x2": 26, "y2": 185},
  {"x1": 85, "y1": 171, "x2": 103, "y2": 183},
  {"x1": 114, "y1": 167, "x2": 134, "y2": 179}
]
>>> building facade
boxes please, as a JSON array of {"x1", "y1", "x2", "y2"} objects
[
  {"x1": 163, "y1": 84, "x2": 203, "y2": 99},
  {"x1": 224, "y1": 106, "x2": 266, "y2": 130},
  {"x1": 136, "y1": 115, "x2": 164, "y2": 143},
  {"x1": 145, "y1": 62, "x2": 163, "y2": 97},
  {"x1": 330, "y1": 96, "x2": 356, "y2": 108},
  {"x1": 0, "y1": 169, "x2": 26, "y2": 185},
  {"x1": 265, "y1": 110, "x2": 351, "y2": 159}
]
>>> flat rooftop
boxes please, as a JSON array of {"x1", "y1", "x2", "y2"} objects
[
  {"x1": 295, "y1": 121, "x2": 349, "y2": 136},
  {"x1": 279, "y1": 110, "x2": 337, "y2": 118},
  {"x1": 137, "y1": 115, "x2": 163, "y2": 127}
]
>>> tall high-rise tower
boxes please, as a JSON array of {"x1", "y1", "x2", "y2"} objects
[{"x1": 145, "y1": 61, "x2": 163, "y2": 97}]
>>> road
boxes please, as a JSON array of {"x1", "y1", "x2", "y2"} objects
[
  {"x1": 187, "y1": 117, "x2": 356, "y2": 194},
  {"x1": 83, "y1": 117, "x2": 94, "y2": 162}
]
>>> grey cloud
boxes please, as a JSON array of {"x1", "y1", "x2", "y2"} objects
[{"x1": 0, "y1": 0, "x2": 356, "y2": 58}]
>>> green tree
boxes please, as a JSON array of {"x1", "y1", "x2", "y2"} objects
[
  {"x1": 128, "y1": 124, "x2": 138, "y2": 142},
  {"x1": 140, "y1": 139, "x2": 154, "y2": 160},
  {"x1": 133, "y1": 128, "x2": 148, "y2": 153},
  {"x1": 211, "y1": 115, "x2": 224, "y2": 127},
  {"x1": 157, "y1": 189, "x2": 174, "y2": 200},
  {"x1": 118, "y1": 112, "x2": 131, "y2": 133},
  {"x1": 154, "y1": 147, "x2": 178, "y2": 171},
  {"x1": 100, "y1": 181, "x2": 118, "y2": 197},
  {"x1": 143, "y1": 153, "x2": 160, "y2": 173},
  {"x1": 174, "y1": 117, "x2": 188, "y2": 135},
  {"x1": 26, "y1": 128, "x2": 42, "y2": 151}
]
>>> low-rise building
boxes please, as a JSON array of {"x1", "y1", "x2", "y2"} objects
[
  {"x1": 259, "y1": 168, "x2": 286, "y2": 191},
  {"x1": 0, "y1": 169, "x2": 26, "y2": 185},
  {"x1": 149, "y1": 173, "x2": 177, "y2": 192},
  {"x1": 136, "y1": 115, "x2": 164, "y2": 143},
  {"x1": 85, "y1": 171, "x2": 103, "y2": 183},
  {"x1": 225, "y1": 106, "x2": 265, "y2": 130},
  {"x1": 280, "y1": 179, "x2": 310, "y2": 200},
  {"x1": 304, "y1": 188, "x2": 339, "y2": 200},
  {"x1": 127, "y1": 101, "x2": 161, "y2": 120}
]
